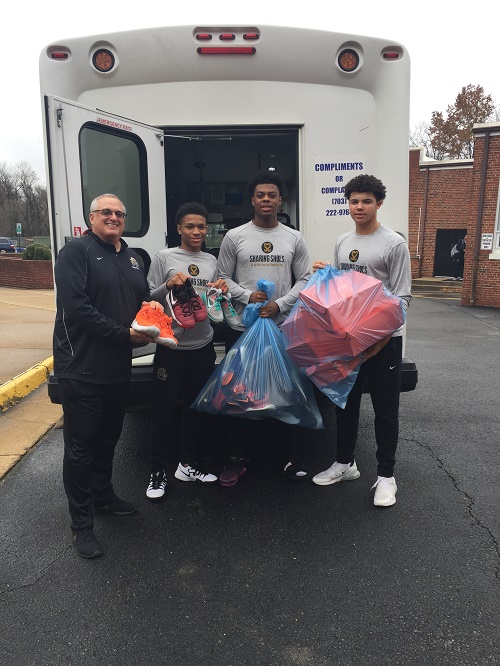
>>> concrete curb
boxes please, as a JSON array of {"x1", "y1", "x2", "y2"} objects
[{"x1": 0, "y1": 356, "x2": 54, "y2": 412}]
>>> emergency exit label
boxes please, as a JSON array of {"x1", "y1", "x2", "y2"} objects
[{"x1": 314, "y1": 155, "x2": 365, "y2": 224}]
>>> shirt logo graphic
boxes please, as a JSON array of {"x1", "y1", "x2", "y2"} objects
[
  {"x1": 156, "y1": 367, "x2": 168, "y2": 381},
  {"x1": 97, "y1": 257, "x2": 103, "y2": 261},
  {"x1": 188, "y1": 264, "x2": 200, "y2": 277},
  {"x1": 262, "y1": 242, "x2": 273, "y2": 254},
  {"x1": 349, "y1": 250, "x2": 359, "y2": 262},
  {"x1": 130, "y1": 257, "x2": 140, "y2": 270}
]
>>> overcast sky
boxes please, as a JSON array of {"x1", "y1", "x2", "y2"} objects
[{"x1": 3, "y1": 0, "x2": 498, "y2": 182}]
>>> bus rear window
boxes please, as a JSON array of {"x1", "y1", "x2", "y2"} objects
[{"x1": 79, "y1": 124, "x2": 149, "y2": 236}]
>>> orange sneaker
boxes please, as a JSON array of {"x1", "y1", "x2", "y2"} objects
[
  {"x1": 156, "y1": 313, "x2": 178, "y2": 348},
  {"x1": 132, "y1": 303, "x2": 161, "y2": 337}
]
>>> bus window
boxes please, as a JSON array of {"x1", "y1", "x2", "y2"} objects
[{"x1": 79, "y1": 124, "x2": 149, "y2": 236}]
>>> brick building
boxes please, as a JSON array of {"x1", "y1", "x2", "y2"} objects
[{"x1": 408, "y1": 121, "x2": 500, "y2": 308}]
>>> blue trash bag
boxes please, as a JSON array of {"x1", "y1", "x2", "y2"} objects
[
  {"x1": 191, "y1": 316, "x2": 324, "y2": 430},
  {"x1": 241, "y1": 279, "x2": 276, "y2": 327}
]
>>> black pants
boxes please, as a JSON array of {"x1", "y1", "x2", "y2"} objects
[
  {"x1": 454, "y1": 254, "x2": 464, "y2": 278},
  {"x1": 59, "y1": 378, "x2": 129, "y2": 531},
  {"x1": 149, "y1": 342, "x2": 216, "y2": 470},
  {"x1": 336, "y1": 336, "x2": 402, "y2": 478}
]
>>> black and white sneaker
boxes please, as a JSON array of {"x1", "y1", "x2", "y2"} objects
[
  {"x1": 283, "y1": 461, "x2": 310, "y2": 481},
  {"x1": 146, "y1": 469, "x2": 168, "y2": 501},
  {"x1": 174, "y1": 462, "x2": 218, "y2": 483}
]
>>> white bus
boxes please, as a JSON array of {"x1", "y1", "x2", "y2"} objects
[{"x1": 40, "y1": 24, "x2": 417, "y2": 404}]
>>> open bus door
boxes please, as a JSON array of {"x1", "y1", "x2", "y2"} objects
[
  {"x1": 43, "y1": 96, "x2": 167, "y2": 271},
  {"x1": 44, "y1": 96, "x2": 168, "y2": 409}
]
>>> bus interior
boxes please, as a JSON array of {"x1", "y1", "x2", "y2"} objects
[{"x1": 163, "y1": 127, "x2": 299, "y2": 255}]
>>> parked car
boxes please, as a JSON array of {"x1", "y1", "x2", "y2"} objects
[{"x1": 0, "y1": 237, "x2": 16, "y2": 253}]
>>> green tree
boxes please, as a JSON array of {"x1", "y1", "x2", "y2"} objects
[{"x1": 428, "y1": 84, "x2": 495, "y2": 159}]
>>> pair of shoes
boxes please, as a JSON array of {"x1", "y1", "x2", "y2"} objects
[
  {"x1": 174, "y1": 462, "x2": 218, "y2": 483},
  {"x1": 146, "y1": 469, "x2": 168, "y2": 501},
  {"x1": 132, "y1": 303, "x2": 178, "y2": 348},
  {"x1": 312, "y1": 460, "x2": 360, "y2": 486},
  {"x1": 283, "y1": 461, "x2": 310, "y2": 481},
  {"x1": 201, "y1": 289, "x2": 242, "y2": 328},
  {"x1": 372, "y1": 476, "x2": 397, "y2": 507},
  {"x1": 72, "y1": 528, "x2": 103, "y2": 559},
  {"x1": 167, "y1": 279, "x2": 207, "y2": 329},
  {"x1": 219, "y1": 459, "x2": 247, "y2": 487},
  {"x1": 95, "y1": 496, "x2": 137, "y2": 515}
]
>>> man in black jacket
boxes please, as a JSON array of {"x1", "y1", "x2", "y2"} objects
[{"x1": 53, "y1": 193, "x2": 160, "y2": 559}]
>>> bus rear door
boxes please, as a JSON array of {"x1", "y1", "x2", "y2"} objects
[{"x1": 44, "y1": 96, "x2": 166, "y2": 271}]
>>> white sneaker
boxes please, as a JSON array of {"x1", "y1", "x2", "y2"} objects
[
  {"x1": 372, "y1": 476, "x2": 397, "y2": 507},
  {"x1": 146, "y1": 470, "x2": 167, "y2": 501},
  {"x1": 174, "y1": 462, "x2": 218, "y2": 483},
  {"x1": 312, "y1": 461, "x2": 360, "y2": 486}
]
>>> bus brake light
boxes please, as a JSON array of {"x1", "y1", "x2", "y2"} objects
[{"x1": 197, "y1": 47, "x2": 256, "y2": 55}]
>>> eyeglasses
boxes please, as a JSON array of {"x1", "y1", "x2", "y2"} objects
[{"x1": 91, "y1": 209, "x2": 127, "y2": 219}]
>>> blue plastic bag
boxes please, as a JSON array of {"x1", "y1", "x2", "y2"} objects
[
  {"x1": 191, "y1": 316, "x2": 324, "y2": 429},
  {"x1": 241, "y1": 279, "x2": 276, "y2": 327}
]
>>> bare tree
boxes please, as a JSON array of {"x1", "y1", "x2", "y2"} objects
[
  {"x1": 409, "y1": 121, "x2": 441, "y2": 159},
  {"x1": 0, "y1": 162, "x2": 48, "y2": 238}
]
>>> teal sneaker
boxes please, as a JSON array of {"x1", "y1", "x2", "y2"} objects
[
  {"x1": 202, "y1": 287, "x2": 224, "y2": 324},
  {"x1": 220, "y1": 292, "x2": 241, "y2": 328}
]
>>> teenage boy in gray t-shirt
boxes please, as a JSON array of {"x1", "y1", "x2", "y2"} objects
[
  {"x1": 312, "y1": 174, "x2": 412, "y2": 507},
  {"x1": 145, "y1": 202, "x2": 229, "y2": 501},
  {"x1": 217, "y1": 171, "x2": 312, "y2": 486}
]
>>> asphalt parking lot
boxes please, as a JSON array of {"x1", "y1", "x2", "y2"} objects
[{"x1": 0, "y1": 296, "x2": 499, "y2": 665}]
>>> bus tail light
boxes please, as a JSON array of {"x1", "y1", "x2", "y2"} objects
[{"x1": 50, "y1": 51, "x2": 70, "y2": 61}]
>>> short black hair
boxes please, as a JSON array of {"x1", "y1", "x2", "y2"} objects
[
  {"x1": 175, "y1": 202, "x2": 209, "y2": 226},
  {"x1": 247, "y1": 171, "x2": 285, "y2": 199},
  {"x1": 344, "y1": 174, "x2": 387, "y2": 202}
]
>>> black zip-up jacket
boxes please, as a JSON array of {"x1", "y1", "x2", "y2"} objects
[{"x1": 53, "y1": 231, "x2": 149, "y2": 384}]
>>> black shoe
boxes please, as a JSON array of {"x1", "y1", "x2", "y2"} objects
[
  {"x1": 95, "y1": 497, "x2": 137, "y2": 515},
  {"x1": 72, "y1": 528, "x2": 103, "y2": 559},
  {"x1": 283, "y1": 461, "x2": 310, "y2": 481}
]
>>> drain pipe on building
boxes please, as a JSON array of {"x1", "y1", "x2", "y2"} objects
[{"x1": 469, "y1": 127, "x2": 491, "y2": 305}]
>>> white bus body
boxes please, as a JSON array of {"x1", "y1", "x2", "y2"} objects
[
  {"x1": 40, "y1": 25, "x2": 417, "y2": 404},
  {"x1": 39, "y1": 24, "x2": 410, "y2": 268}
]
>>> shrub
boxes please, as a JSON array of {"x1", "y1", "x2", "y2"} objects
[{"x1": 22, "y1": 243, "x2": 52, "y2": 260}]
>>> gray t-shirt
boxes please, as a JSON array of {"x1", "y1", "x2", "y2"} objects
[
  {"x1": 148, "y1": 247, "x2": 218, "y2": 350},
  {"x1": 334, "y1": 224, "x2": 412, "y2": 336},
  {"x1": 217, "y1": 221, "x2": 311, "y2": 329}
]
